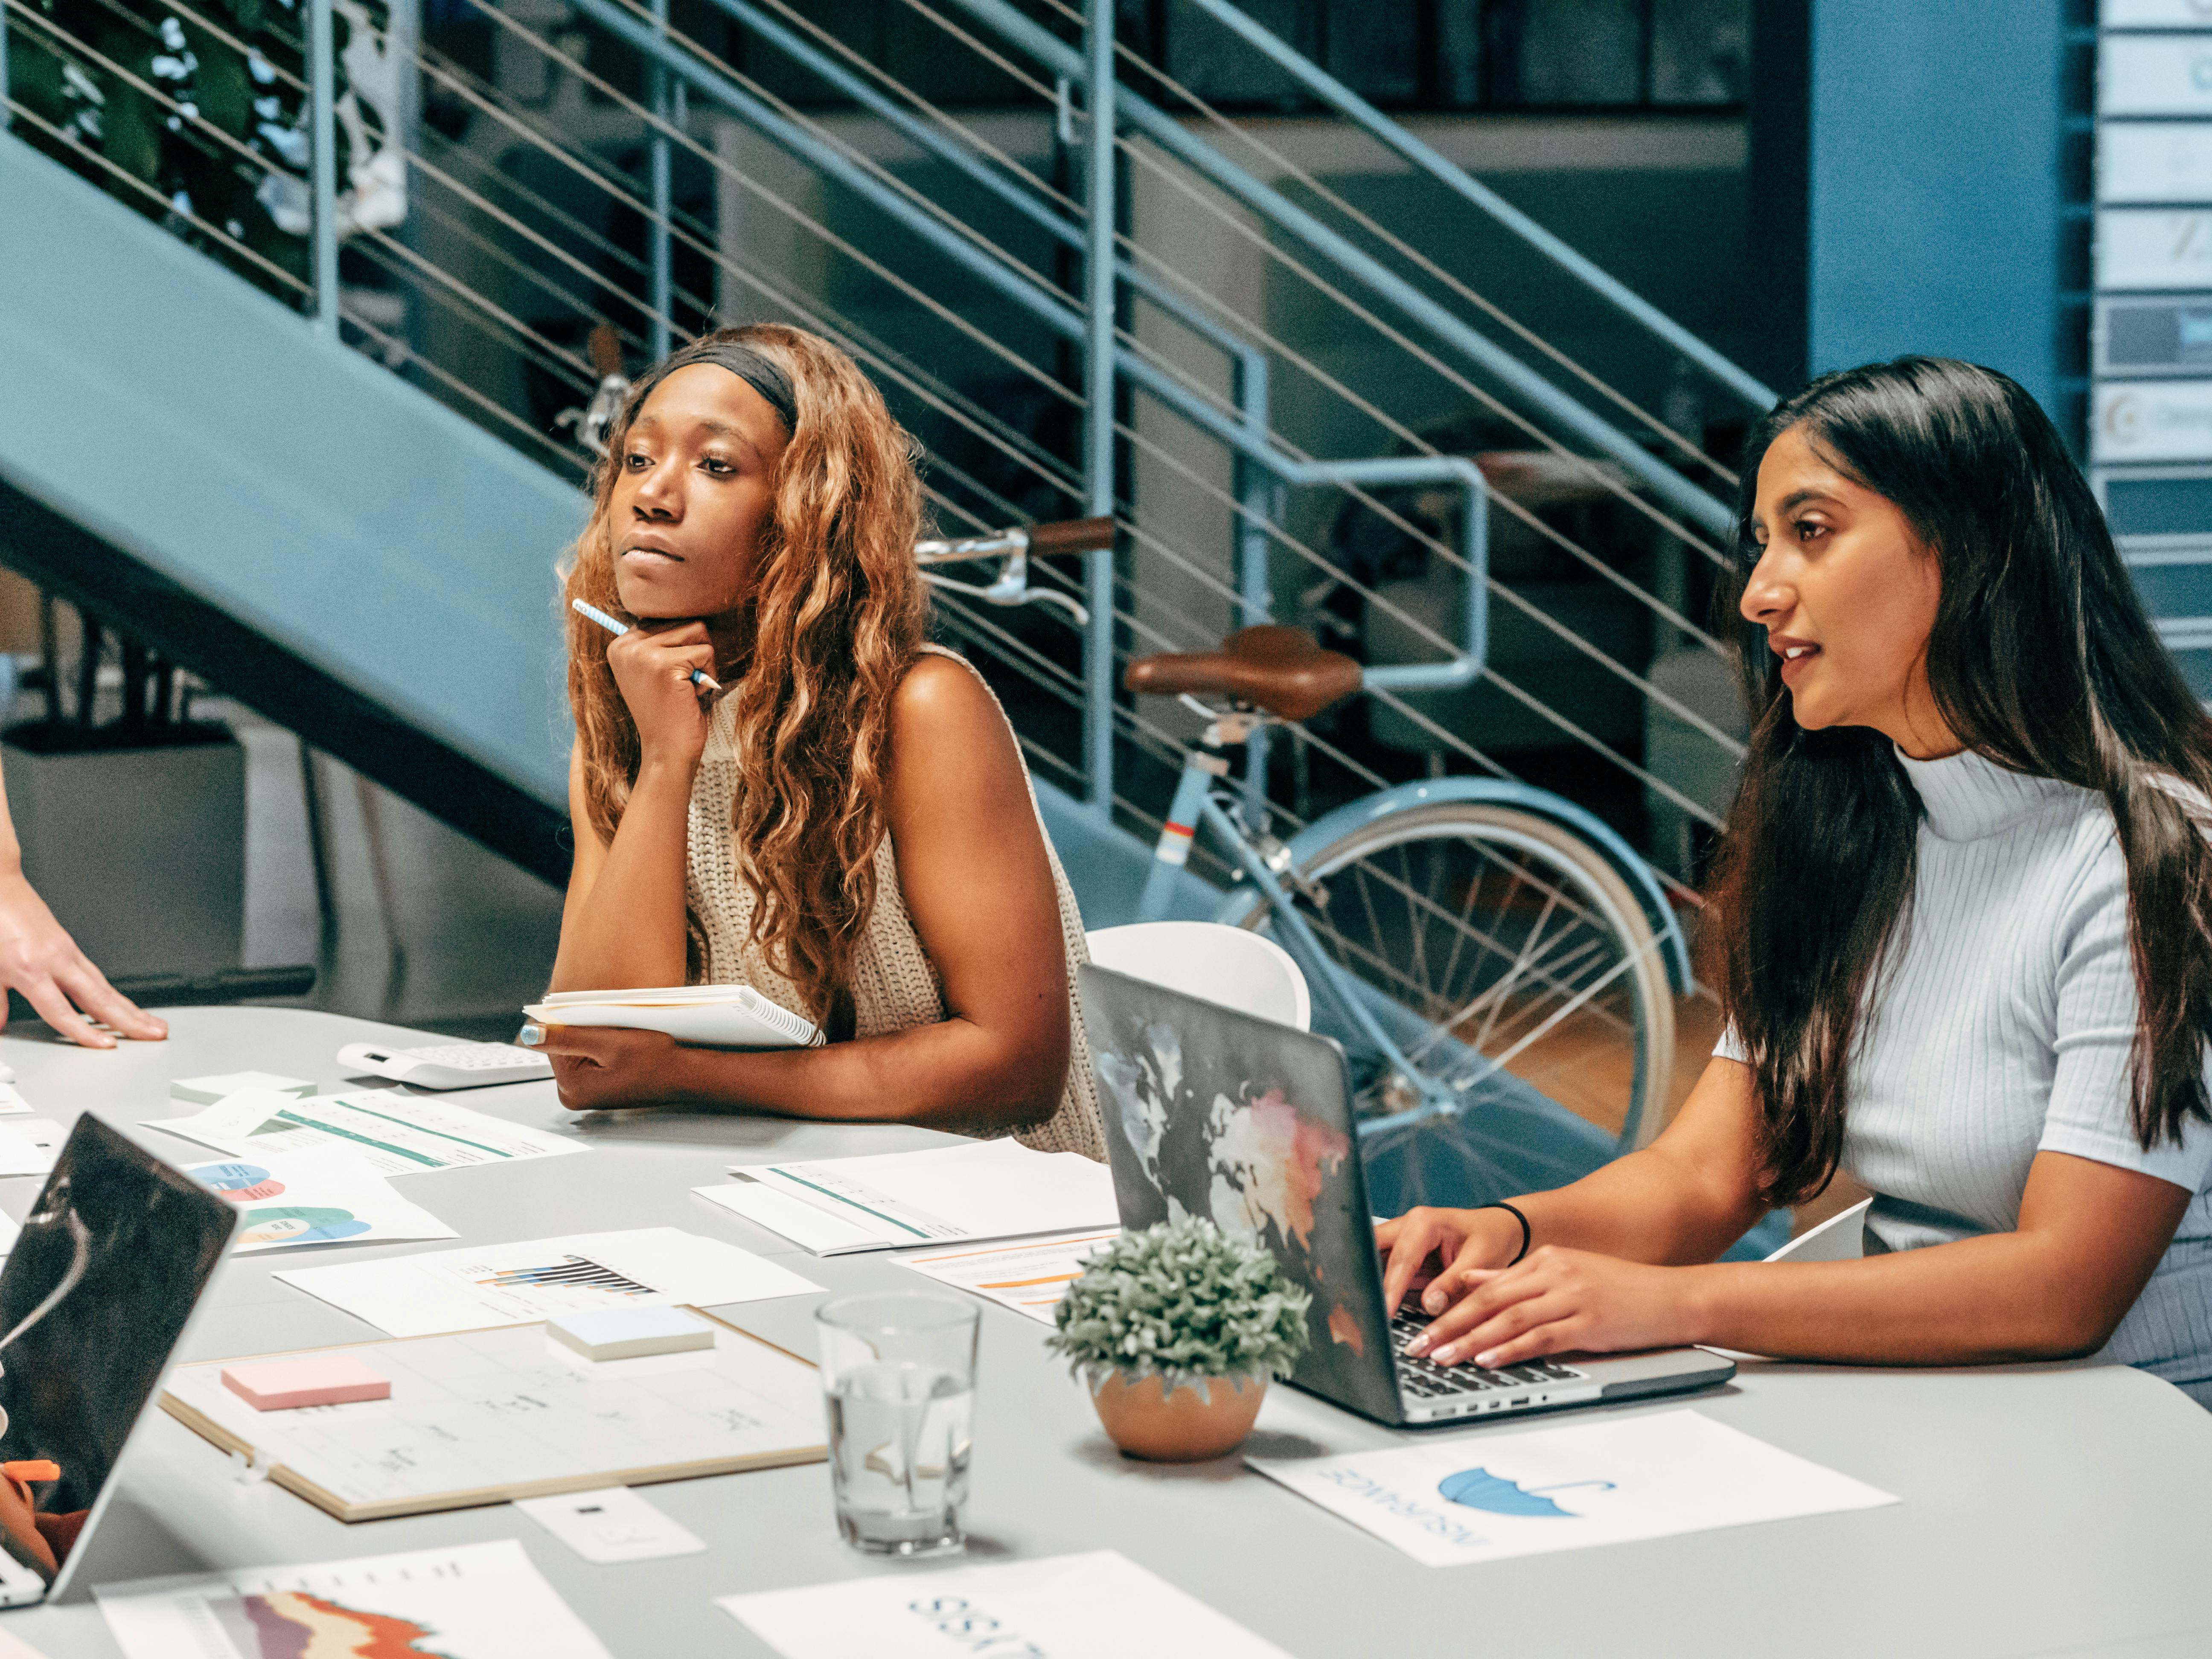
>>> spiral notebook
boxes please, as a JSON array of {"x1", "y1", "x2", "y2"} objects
[{"x1": 523, "y1": 986, "x2": 823, "y2": 1049}]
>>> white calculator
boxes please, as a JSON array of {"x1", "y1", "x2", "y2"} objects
[{"x1": 335, "y1": 1040, "x2": 554, "y2": 1091}]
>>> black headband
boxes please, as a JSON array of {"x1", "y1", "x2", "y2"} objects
[{"x1": 644, "y1": 341, "x2": 797, "y2": 434}]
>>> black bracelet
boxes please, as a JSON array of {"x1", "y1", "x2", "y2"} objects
[{"x1": 1479, "y1": 1201, "x2": 1531, "y2": 1266}]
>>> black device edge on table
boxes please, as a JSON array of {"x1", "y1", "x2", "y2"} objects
[{"x1": 0, "y1": 1113, "x2": 236, "y2": 1606}]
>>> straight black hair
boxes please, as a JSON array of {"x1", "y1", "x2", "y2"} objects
[{"x1": 1710, "y1": 356, "x2": 2212, "y2": 1205}]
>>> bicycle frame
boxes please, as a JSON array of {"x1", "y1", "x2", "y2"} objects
[
  {"x1": 1136, "y1": 721, "x2": 1696, "y2": 1135},
  {"x1": 1137, "y1": 739, "x2": 1462, "y2": 1117}
]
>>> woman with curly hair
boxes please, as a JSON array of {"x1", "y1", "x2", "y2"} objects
[{"x1": 531, "y1": 325, "x2": 1104, "y2": 1160}]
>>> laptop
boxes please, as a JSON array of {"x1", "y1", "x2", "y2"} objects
[
  {"x1": 1077, "y1": 964, "x2": 1734, "y2": 1428},
  {"x1": 0, "y1": 1114, "x2": 236, "y2": 1605}
]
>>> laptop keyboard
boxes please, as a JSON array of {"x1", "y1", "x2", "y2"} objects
[{"x1": 1390, "y1": 1308, "x2": 1588, "y2": 1400}]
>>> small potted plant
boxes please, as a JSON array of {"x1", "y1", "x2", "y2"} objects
[{"x1": 1047, "y1": 1217, "x2": 1310, "y2": 1462}]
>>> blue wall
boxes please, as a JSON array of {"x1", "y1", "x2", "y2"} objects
[{"x1": 1806, "y1": 0, "x2": 2065, "y2": 411}]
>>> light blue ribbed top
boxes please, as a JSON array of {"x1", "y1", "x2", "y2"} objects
[{"x1": 1720, "y1": 746, "x2": 2212, "y2": 1404}]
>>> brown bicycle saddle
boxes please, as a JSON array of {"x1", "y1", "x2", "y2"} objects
[{"x1": 1124, "y1": 625, "x2": 1363, "y2": 722}]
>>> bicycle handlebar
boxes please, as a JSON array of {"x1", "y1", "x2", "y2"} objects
[
  {"x1": 914, "y1": 517, "x2": 1113, "y2": 565},
  {"x1": 913, "y1": 518, "x2": 1109, "y2": 626}
]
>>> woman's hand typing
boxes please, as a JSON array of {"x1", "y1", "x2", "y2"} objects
[
  {"x1": 605, "y1": 620, "x2": 717, "y2": 775},
  {"x1": 1375, "y1": 1205, "x2": 1527, "y2": 1315},
  {"x1": 1403, "y1": 1246, "x2": 1705, "y2": 1369}
]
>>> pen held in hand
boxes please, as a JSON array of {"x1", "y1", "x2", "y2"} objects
[{"x1": 570, "y1": 598, "x2": 723, "y2": 692}]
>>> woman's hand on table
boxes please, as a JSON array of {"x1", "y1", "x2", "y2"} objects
[
  {"x1": 531, "y1": 1024, "x2": 687, "y2": 1110},
  {"x1": 0, "y1": 866, "x2": 165, "y2": 1046},
  {"x1": 1403, "y1": 1245, "x2": 1705, "y2": 1369}
]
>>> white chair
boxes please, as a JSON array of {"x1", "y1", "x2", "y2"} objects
[
  {"x1": 1762, "y1": 1197, "x2": 1871, "y2": 1263},
  {"x1": 1084, "y1": 921, "x2": 1311, "y2": 1031}
]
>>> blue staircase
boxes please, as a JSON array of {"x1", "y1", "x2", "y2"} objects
[{"x1": 0, "y1": 132, "x2": 582, "y2": 878}]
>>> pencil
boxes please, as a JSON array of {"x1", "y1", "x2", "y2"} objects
[{"x1": 570, "y1": 598, "x2": 722, "y2": 692}]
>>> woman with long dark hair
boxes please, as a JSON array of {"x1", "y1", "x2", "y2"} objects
[
  {"x1": 1379, "y1": 357, "x2": 2212, "y2": 1403},
  {"x1": 527, "y1": 324, "x2": 1103, "y2": 1158}
]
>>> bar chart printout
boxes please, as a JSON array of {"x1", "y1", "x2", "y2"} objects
[
  {"x1": 96, "y1": 1540, "x2": 612, "y2": 1659},
  {"x1": 272, "y1": 1228, "x2": 821, "y2": 1337}
]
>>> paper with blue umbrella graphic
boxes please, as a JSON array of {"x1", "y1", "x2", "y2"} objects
[{"x1": 1438, "y1": 1470, "x2": 1616, "y2": 1517}]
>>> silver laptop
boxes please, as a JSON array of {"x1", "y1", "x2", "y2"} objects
[
  {"x1": 0, "y1": 1114, "x2": 236, "y2": 1605},
  {"x1": 1077, "y1": 964, "x2": 1733, "y2": 1428}
]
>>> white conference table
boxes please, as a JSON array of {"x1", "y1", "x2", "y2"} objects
[{"x1": 0, "y1": 1006, "x2": 2208, "y2": 1659}]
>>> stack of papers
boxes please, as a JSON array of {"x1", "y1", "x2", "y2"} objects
[
  {"x1": 694, "y1": 1137, "x2": 1119, "y2": 1255},
  {"x1": 148, "y1": 1086, "x2": 584, "y2": 1178},
  {"x1": 523, "y1": 984, "x2": 823, "y2": 1049},
  {"x1": 184, "y1": 1149, "x2": 458, "y2": 1253},
  {"x1": 0, "y1": 1118, "x2": 65, "y2": 1178}
]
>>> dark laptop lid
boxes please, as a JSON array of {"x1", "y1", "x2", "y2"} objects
[
  {"x1": 0, "y1": 1113, "x2": 235, "y2": 1597},
  {"x1": 1078, "y1": 964, "x2": 1402, "y2": 1423}
]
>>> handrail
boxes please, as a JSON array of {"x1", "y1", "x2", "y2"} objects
[
  {"x1": 1173, "y1": 0, "x2": 1778, "y2": 414},
  {"x1": 933, "y1": 0, "x2": 1739, "y2": 542}
]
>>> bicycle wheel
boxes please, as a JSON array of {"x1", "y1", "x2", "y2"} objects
[{"x1": 1232, "y1": 802, "x2": 1675, "y2": 1208}]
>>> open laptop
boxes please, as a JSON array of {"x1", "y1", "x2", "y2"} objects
[
  {"x1": 0, "y1": 1113, "x2": 235, "y2": 1605},
  {"x1": 1077, "y1": 964, "x2": 1733, "y2": 1428}
]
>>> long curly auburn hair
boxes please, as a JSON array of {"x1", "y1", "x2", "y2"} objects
[{"x1": 562, "y1": 323, "x2": 928, "y2": 1026}]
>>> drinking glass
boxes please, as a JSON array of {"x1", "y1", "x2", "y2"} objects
[{"x1": 814, "y1": 1292, "x2": 978, "y2": 1556}]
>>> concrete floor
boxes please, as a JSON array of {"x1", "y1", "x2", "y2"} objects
[{"x1": 218, "y1": 699, "x2": 567, "y2": 1041}]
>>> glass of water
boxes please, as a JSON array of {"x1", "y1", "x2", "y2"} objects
[{"x1": 814, "y1": 1292, "x2": 978, "y2": 1557}]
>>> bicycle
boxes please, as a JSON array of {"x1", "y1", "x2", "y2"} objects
[{"x1": 917, "y1": 518, "x2": 1692, "y2": 1211}]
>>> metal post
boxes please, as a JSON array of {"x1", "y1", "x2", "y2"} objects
[
  {"x1": 1081, "y1": 0, "x2": 1115, "y2": 820},
  {"x1": 309, "y1": 0, "x2": 340, "y2": 338},
  {"x1": 649, "y1": 0, "x2": 672, "y2": 359},
  {"x1": 1234, "y1": 349, "x2": 1272, "y2": 826}
]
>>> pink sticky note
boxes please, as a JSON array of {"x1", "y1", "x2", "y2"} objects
[{"x1": 221, "y1": 1354, "x2": 391, "y2": 1411}]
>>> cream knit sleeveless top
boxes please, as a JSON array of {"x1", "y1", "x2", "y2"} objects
[{"x1": 684, "y1": 646, "x2": 1106, "y2": 1162}]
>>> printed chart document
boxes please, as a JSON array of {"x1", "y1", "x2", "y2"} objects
[
  {"x1": 148, "y1": 1086, "x2": 584, "y2": 1178},
  {"x1": 1248, "y1": 1409, "x2": 1897, "y2": 1567},
  {"x1": 713, "y1": 1138, "x2": 1119, "y2": 1254},
  {"x1": 96, "y1": 1539, "x2": 611, "y2": 1659},
  {"x1": 718, "y1": 1549, "x2": 1292, "y2": 1659},
  {"x1": 273, "y1": 1226, "x2": 821, "y2": 1336},
  {"x1": 0, "y1": 1118, "x2": 64, "y2": 1177},
  {"x1": 895, "y1": 1229, "x2": 1121, "y2": 1324},
  {"x1": 185, "y1": 1149, "x2": 458, "y2": 1253}
]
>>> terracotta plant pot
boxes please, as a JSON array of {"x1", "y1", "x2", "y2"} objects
[{"x1": 1089, "y1": 1371, "x2": 1267, "y2": 1462}]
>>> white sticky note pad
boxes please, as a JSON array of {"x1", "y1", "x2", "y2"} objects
[
  {"x1": 547, "y1": 1304, "x2": 715, "y2": 1361},
  {"x1": 515, "y1": 1486, "x2": 707, "y2": 1563}
]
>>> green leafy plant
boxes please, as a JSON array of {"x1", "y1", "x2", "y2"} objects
[{"x1": 1047, "y1": 1217, "x2": 1310, "y2": 1397}]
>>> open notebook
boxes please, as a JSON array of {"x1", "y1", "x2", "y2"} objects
[{"x1": 524, "y1": 985, "x2": 823, "y2": 1049}]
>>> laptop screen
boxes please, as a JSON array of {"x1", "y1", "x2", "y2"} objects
[
  {"x1": 1079, "y1": 965, "x2": 1403, "y2": 1422},
  {"x1": 0, "y1": 1114, "x2": 234, "y2": 1589}
]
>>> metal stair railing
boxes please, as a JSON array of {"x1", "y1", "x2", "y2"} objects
[
  {"x1": 934, "y1": 0, "x2": 1748, "y2": 544},
  {"x1": 7, "y1": 0, "x2": 1760, "y2": 927}
]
